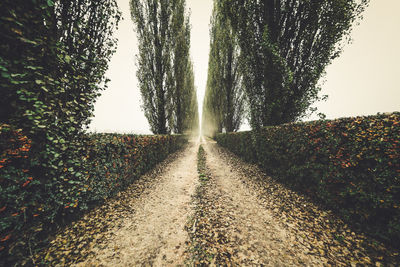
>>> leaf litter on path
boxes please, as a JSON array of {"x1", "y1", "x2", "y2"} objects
[
  {"x1": 74, "y1": 141, "x2": 199, "y2": 266},
  {"x1": 197, "y1": 139, "x2": 399, "y2": 266},
  {"x1": 34, "y1": 143, "x2": 197, "y2": 266},
  {"x1": 34, "y1": 137, "x2": 399, "y2": 266},
  {"x1": 186, "y1": 140, "x2": 326, "y2": 266}
]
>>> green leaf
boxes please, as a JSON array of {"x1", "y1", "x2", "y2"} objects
[
  {"x1": 1, "y1": 72, "x2": 10, "y2": 78},
  {"x1": 18, "y1": 37, "x2": 38, "y2": 45},
  {"x1": 47, "y1": 0, "x2": 55, "y2": 7}
]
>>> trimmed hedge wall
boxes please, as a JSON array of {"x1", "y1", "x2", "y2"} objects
[
  {"x1": 0, "y1": 125, "x2": 187, "y2": 262},
  {"x1": 216, "y1": 113, "x2": 400, "y2": 245}
]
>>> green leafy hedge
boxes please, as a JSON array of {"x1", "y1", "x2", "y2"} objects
[
  {"x1": 0, "y1": 1, "x2": 183, "y2": 264},
  {"x1": 0, "y1": 125, "x2": 187, "y2": 263},
  {"x1": 216, "y1": 113, "x2": 400, "y2": 246}
]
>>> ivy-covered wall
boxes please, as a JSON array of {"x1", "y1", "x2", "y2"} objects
[
  {"x1": 0, "y1": 125, "x2": 187, "y2": 262},
  {"x1": 216, "y1": 113, "x2": 400, "y2": 246}
]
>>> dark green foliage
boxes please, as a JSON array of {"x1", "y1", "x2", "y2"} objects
[
  {"x1": 202, "y1": 1, "x2": 245, "y2": 137},
  {"x1": 1, "y1": 0, "x2": 120, "y2": 133},
  {"x1": 0, "y1": 0, "x2": 130, "y2": 263},
  {"x1": 218, "y1": 0, "x2": 369, "y2": 128},
  {"x1": 131, "y1": 0, "x2": 173, "y2": 134},
  {"x1": 52, "y1": 0, "x2": 121, "y2": 129},
  {"x1": 170, "y1": 0, "x2": 198, "y2": 134},
  {"x1": 0, "y1": 126, "x2": 187, "y2": 264},
  {"x1": 216, "y1": 113, "x2": 400, "y2": 246},
  {"x1": 131, "y1": 0, "x2": 199, "y2": 135},
  {"x1": 0, "y1": 2, "x2": 187, "y2": 264},
  {"x1": 0, "y1": 0, "x2": 121, "y2": 234},
  {"x1": 170, "y1": 0, "x2": 189, "y2": 134},
  {"x1": 184, "y1": 61, "x2": 200, "y2": 135}
]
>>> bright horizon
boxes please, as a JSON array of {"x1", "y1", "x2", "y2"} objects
[{"x1": 89, "y1": 0, "x2": 400, "y2": 134}]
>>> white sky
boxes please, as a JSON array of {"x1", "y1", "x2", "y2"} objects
[{"x1": 90, "y1": 0, "x2": 400, "y2": 134}]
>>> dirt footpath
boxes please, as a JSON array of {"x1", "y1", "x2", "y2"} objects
[
  {"x1": 76, "y1": 140, "x2": 199, "y2": 266},
  {"x1": 192, "y1": 138, "x2": 398, "y2": 266},
  {"x1": 35, "y1": 137, "x2": 398, "y2": 266},
  {"x1": 187, "y1": 139, "x2": 325, "y2": 266}
]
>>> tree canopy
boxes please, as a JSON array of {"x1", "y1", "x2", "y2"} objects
[
  {"x1": 217, "y1": 0, "x2": 369, "y2": 129},
  {"x1": 131, "y1": 0, "x2": 198, "y2": 134},
  {"x1": 1, "y1": 0, "x2": 120, "y2": 134},
  {"x1": 0, "y1": 0, "x2": 121, "y2": 260},
  {"x1": 202, "y1": 1, "x2": 245, "y2": 137}
]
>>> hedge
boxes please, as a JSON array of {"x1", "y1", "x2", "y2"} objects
[
  {"x1": 216, "y1": 113, "x2": 400, "y2": 246},
  {"x1": 0, "y1": 124, "x2": 187, "y2": 263}
]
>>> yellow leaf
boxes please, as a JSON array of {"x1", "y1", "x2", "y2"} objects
[{"x1": 11, "y1": 28, "x2": 22, "y2": 36}]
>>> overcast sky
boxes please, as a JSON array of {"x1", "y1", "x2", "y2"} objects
[{"x1": 89, "y1": 0, "x2": 400, "y2": 134}]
